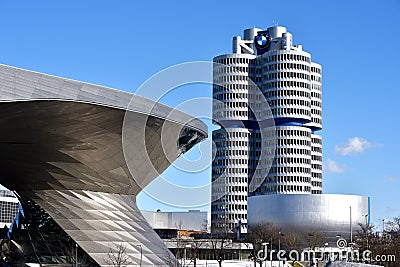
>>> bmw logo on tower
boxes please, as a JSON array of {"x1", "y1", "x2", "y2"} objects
[
  {"x1": 254, "y1": 31, "x2": 270, "y2": 54},
  {"x1": 256, "y1": 34, "x2": 268, "y2": 47}
]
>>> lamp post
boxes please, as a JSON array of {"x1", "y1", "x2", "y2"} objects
[
  {"x1": 75, "y1": 243, "x2": 78, "y2": 267},
  {"x1": 184, "y1": 244, "x2": 191, "y2": 267}
]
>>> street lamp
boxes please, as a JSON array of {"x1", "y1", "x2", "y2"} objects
[
  {"x1": 75, "y1": 243, "x2": 78, "y2": 267},
  {"x1": 184, "y1": 244, "x2": 191, "y2": 267}
]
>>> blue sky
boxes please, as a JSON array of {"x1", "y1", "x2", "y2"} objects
[{"x1": 0, "y1": 1, "x2": 399, "y2": 230}]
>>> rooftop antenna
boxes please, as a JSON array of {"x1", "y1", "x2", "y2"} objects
[{"x1": 272, "y1": 19, "x2": 279, "y2": 26}]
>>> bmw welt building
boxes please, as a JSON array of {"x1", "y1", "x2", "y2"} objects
[{"x1": 0, "y1": 64, "x2": 207, "y2": 266}]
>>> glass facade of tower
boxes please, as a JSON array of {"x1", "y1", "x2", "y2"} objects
[{"x1": 211, "y1": 26, "x2": 322, "y2": 234}]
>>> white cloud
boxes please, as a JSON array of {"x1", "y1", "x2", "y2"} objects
[
  {"x1": 325, "y1": 158, "x2": 344, "y2": 173},
  {"x1": 335, "y1": 137, "x2": 380, "y2": 156},
  {"x1": 383, "y1": 175, "x2": 398, "y2": 183}
]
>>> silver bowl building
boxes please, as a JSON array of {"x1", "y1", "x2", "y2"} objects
[
  {"x1": 248, "y1": 194, "x2": 370, "y2": 242},
  {"x1": 0, "y1": 64, "x2": 207, "y2": 266}
]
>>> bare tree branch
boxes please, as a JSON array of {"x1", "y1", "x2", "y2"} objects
[{"x1": 105, "y1": 243, "x2": 132, "y2": 267}]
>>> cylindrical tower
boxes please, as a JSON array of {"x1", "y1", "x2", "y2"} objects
[
  {"x1": 211, "y1": 127, "x2": 250, "y2": 233},
  {"x1": 252, "y1": 126, "x2": 312, "y2": 195},
  {"x1": 211, "y1": 26, "x2": 323, "y2": 234},
  {"x1": 213, "y1": 54, "x2": 256, "y2": 123},
  {"x1": 311, "y1": 134, "x2": 323, "y2": 193},
  {"x1": 256, "y1": 50, "x2": 312, "y2": 124},
  {"x1": 307, "y1": 62, "x2": 323, "y2": 130},
  {"x1": 250, "y1": 48, "x2": 321, "y2": 196},
  {"x1": 308, "y1": 62, "x2": 323, "y2": 193},
  {"x1": 212, "y1": 53, "x2": 256, "y2": 234}
]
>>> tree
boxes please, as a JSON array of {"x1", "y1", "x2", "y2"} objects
[
  {"x1": 354, "y1": 221, "x2": 400, "y2": 267},
  {"x1": 304, "y1": 231, "x2": 324, "y2": 266},
  {"x1": 386, "y1": 217, "x2": 400, "y2": 233},
  {"x1": 282, "y1": 231, "x2": 301, "y2": 251},
  {"x1": 244, "y1": 221, "x2": 280, "y2": 267},
  {"x1": 206, "y1": 223, "x2": 236, "y2": 267},
  {"x1": 282, "y1": 231, "x2": 302, "y2": 265},
  {"x1": 187, "y1": 239, "x2": 205, "y2": 267},
  {"x1": 105, "y1": 243, "x2": 132, "y2": 267},
  {"x1": 394, "y1": 217, "x2": 400, "y2": 231},
  {"x1": 306, "y1": 231, "x2": 324, "y2": 250},
  {"x1": 209, "y1": 233, "x2": 231, "y2": 267},
  {"x1": 174, "y1": 221, "x2": 185, "y2": 265}
]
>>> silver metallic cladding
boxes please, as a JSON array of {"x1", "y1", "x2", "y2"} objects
[
  {"x1": 0, "y1": 64, "x2": 207, "y2": 135},
  {"x1": 0, "y1": 64, "x2": 207, "y2": 266},
  {"x1": 248, "y1": 194, "x2": 369, "y2": 241}
]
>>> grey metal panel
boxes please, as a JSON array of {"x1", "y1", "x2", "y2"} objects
[{"x1": 33, "y1": 190, "x2": 176, "y2": 266}]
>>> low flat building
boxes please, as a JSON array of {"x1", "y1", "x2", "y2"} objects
[{"x1": 142, "y1": 210, "x2": 208, "y2": 238}]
